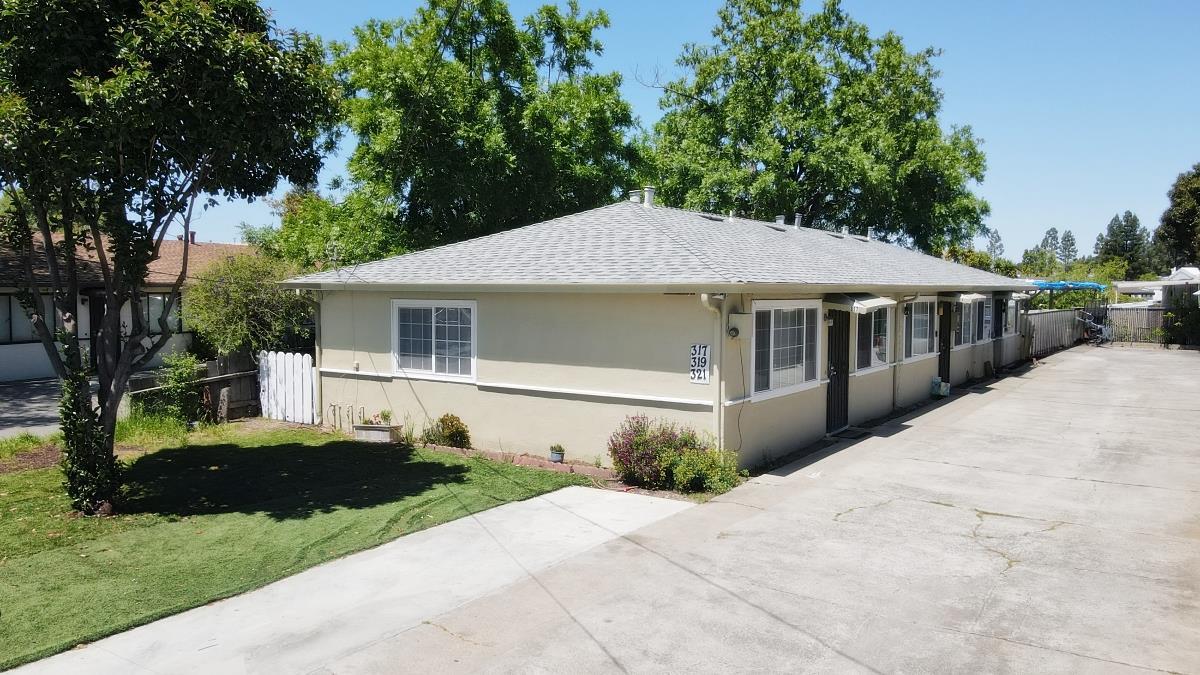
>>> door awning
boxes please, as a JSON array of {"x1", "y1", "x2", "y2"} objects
[
  {"x1": 939, "y1": 292, "x2": 987, "y2": 303},
  {"x1": 823, "y1": 292, "x2": 898, "y2": 314}
]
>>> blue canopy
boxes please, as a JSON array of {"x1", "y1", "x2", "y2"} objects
[{"x1": 1030, "y1": 280, "x2": 1107, "y2": 291}]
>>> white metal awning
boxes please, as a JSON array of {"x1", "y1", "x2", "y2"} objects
[
  {"x1": 1011, "y1": 292, "x2": 1031, "y2": 300},
  {"x1": 823, "y1": 292, "x2": 898, "y2": 314},
  {"x1": 939, "y1": 292, "x2": 987, "y2": 303}
]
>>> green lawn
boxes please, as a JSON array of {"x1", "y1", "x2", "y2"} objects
[{"x1": 0, "y1": 422, "x2": 590, "y2": 669}]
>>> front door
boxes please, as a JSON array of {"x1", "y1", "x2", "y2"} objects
[
  {"x1": 826, "y1": 309, "x2": 849, "y2": 433},
  {"x1": 937, "y1": 301, "x2": 953, "y2": 382}
]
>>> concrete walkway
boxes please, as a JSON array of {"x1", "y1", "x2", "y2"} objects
[
  {"x1": 15, "y1": 487, "x2": 692, "y2": 674},
  {"x1": 17, "y1": 346, "x2": 1200, "y2": 673}
]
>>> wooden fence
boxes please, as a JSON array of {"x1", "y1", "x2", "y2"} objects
[
  {"x1": 1028, "y1": 308, "x2": 1085, "y2": 357},
  {"x1": 1106, "y1": 307, "x2": 1166, "y2": 344},
  {"x1": 258, "y1": 351, "x2": 319, "y2": 425}
]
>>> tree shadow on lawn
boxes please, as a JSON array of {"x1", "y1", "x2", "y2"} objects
[{"x1": 120, "y1": 440, "x2": 468, "y2": 521}]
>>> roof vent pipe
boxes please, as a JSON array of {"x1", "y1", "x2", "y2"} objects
[
  {"x1": 775, "y1": 215, "x2": 786, "y2": 225},
  {"x1": 794, "y1": 212, "x2": 802, "y2": 230},
  {"x1": 841, "y1": 225, "x2": 850, "y2": 235},
  {"x1": 642, "y1": 185, "x2": 655, "y2": 208},
  {"x1": 628, "y1": 189, "x2": 643, "y2": 204},
  {"x1": 866, "y1": 227, "x2": 874, "y2": 240}
]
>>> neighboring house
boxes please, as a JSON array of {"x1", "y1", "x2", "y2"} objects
[
  {"x1": 0, "y1": 233, "x2": 249, "y2": 383},
  {"x1": 283, "y1": 190, "x2": 1032, "y2": 468},
  {"x1": 1113, "y1": 266, "x2": 1200, "y2": 307}
]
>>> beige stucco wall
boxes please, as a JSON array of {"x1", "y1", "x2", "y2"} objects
[
  {"x1": 314, "y1": 288, "x2": 1031, "y2": 471},
  {"x1": 317, "y1": 290, "x2": 719, "y2": 464},
  {"x1": 848, "y1": 367, "x2": 894, "y2": 425},
  {"x1": 723, "y1": 385, "x2": 826, "y2": 468},
  {"x1": 894, "y1": 356, "x2": 938, "y2": 408},
  {"x1": 998, "y1": 333, "x2": 1022, "y2": 366}
]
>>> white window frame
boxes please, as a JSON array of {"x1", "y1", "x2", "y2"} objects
[
  {"x1": 953, "y1": 301, "x2": 974, "y2": 350},
  {"x1": 854, "y1": 306, "x2": 892, "y2": 375},
  {"x1": 390, "y1": 299, "x2": 477, "y2": 383},
  {"x1": 750, "y1": 299, "x2": 822, "y2": 401},
  {"x1": 976, "y1": 298, "x2": 993, "y2": 344},
  {"x1": 903, "y1": 296, "x2": 939, "y2": 363}
]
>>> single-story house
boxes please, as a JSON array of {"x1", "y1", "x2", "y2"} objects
[
  {"x1": 1113, "y1": 266, "x2": 1200, "y2": 307},
  {"x1": 0, "y1": 233, "x2": 249, "y2": 383},
  {"x1": 283, "y1": 189, "x2": 1033, "y2": 468}
]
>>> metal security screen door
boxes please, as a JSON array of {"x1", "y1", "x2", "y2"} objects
[
  {"x1": 826, "y1": 309, "x2": 850, "y2": 433},
  {"x1": 938, "y1": 301, "x2": 953, "y2": 382}
]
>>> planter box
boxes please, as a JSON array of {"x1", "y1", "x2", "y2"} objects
[{"x1": 353, "y1": 424, "x2": 401, "y2": 443}]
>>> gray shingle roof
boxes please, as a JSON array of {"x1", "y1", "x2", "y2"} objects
[{"x1": 284, "y1": 201, "x2": 1027, "y2": 290}]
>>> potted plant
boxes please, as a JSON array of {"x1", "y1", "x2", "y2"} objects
[
  {"x1": 549, "y1": 443, "x2": 566, "y2": 463},
  {"x1": 353, "y1": 410, "x2": 401, "y2": 443}
]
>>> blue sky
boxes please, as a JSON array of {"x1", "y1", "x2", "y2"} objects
[{"x1": 193, "y1": 0, "x2": 1200, "y2": 258}]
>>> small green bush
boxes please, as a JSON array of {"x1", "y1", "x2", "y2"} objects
[
  {"x1": 672, "y1": 445, "x2": 742, "y2": 494},
  {"x1": 136, "y1": 352, "x2": 205, "y2": 423},
  {"x1": 422, "y1": 413, "x2": 471, "y2": 449},
  {"x1": 607, "y1": 415, "x2": 744, "y2": 494}
]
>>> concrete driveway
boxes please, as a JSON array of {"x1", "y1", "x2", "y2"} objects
[
  {"x1": 0, "y1": 378, "x2": 60, "y2": 439},
  {"x1": 18, "y1": 347, "x2": 1200, "y2": 673}
]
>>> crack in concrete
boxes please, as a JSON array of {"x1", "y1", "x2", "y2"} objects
[
  {"x1": 937, "y1": 626, "x2": 1180, "y2": 674},
  {"x1": 421, "y1": 619, "x2": 490, "y2": 648},
  {"x1": 970, "y1": 511, "x2": 1022, "y2": 573},
  {"x1": 905, "y1": 457, "x2": 1200, "y2": 495},
  {"x1": 832, "y1": 495, "x2": 958, "y2": 523},
  {"x1": 832, "y1": 497, "x2": 899, "y2": 522}
]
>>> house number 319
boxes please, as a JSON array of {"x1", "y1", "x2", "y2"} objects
[{"x1": 689, "y1": 344, "x2": 710, "y2": 384}]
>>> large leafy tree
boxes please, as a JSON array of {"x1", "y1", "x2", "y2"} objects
[
  {"x1": 0, "y1": 0, "x2": 338, "y2": 513},
  {"x1": 184, "y1": 255, "x2": 313, "y2": 356},
  {"x1": 1156, "y1": 163, "x2": 1200, "y2": 267},
  {"x1": 648, "y1": 0, "x2": 989, "y2": 252},
  {"x1": 1040, "y1": 227, "x2": 1060, "y2": 254},
  {"x1": 1094, "y1": 211, "x2": 1157, "y2": 280},
  {"x1": 1058, "y1": 230, "x2": 1078, "y2": 264},
  {"x1": 1019, "y1": 246, "x2": 1060, "y2": 278},
  {"x1": 257, "y1": 0, "x2": 641, "y2": 267},
  {"x1": 985, "y1": 229, "x2": 1005, "y2": 261}
]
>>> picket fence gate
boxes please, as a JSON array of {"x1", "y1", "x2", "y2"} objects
[{"x1": 258, "y1": 351, "x2": 319, "y2": 424}]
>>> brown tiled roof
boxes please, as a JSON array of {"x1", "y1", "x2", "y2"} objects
[
  {"x1": 0, "y1": 235, "x2": 252, "y2": 289},
  {"x1": 147, "y1": 239, "x2": 251, "y2": 286}
]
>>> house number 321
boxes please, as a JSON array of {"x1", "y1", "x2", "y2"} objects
[{"x1": 689, "y1": 344, "x2": 710, "y2": 384}]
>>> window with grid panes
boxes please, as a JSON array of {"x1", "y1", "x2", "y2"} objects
[{"x1": 392, "y1": 301, "x2": 475, "y2": 378}]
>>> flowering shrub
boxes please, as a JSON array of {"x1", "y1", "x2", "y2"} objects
[{"x1": 607, "y1": 415, "x2": 743, "y2": 493}]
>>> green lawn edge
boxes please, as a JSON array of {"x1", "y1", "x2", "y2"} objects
[{"x1": 0, "y1": 426, "x2": 591, "y2": 670}]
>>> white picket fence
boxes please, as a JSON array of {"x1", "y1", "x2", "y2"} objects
[{"x1": 258, "y1": 351, "x2": 319, "y2": 424}]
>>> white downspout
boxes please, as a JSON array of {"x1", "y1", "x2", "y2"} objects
[{"x1": 700, "y1": 293, "x2": 725, "y2": 447}]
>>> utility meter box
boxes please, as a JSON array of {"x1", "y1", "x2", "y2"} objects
[{"x1": 727, "y1": 312, "x2": 751, "y2": 340}]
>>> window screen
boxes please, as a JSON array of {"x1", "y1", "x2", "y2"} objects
[
  {"x1": 395, "y1": 306, "x2": 433, "y2": 371},
  {"x1": 857, "y1": 308, "x2": 888, "y2": 369},
  {"x1": 753, "y1": 305, "x2": 818, "y2": 393},
  {"x1": 907, "y1": 301, "x2": 934, "y2": 356},
  {"x1": 394, "y1": 303, "x2": 474, "y2": 377}
]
